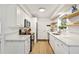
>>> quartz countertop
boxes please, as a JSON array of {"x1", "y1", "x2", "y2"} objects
[
  {"x1": 5, "y1": 32, "x2": 30, "y2": 41},
  {"x1": 48, "y1": 31, "x2": 79, "y2": 46}
]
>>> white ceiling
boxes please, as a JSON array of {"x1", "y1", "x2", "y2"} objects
[{"x1": 22, "y1": 4, "x2": 72, "y2": 18}]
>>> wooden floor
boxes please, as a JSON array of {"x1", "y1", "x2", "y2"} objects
[{"x1": 31, "y1": 40, "x2": 54, "y2": 54}]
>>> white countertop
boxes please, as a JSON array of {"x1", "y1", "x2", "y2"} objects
[
  {"x1": 48, "y1": 31, "x2": 79, "y2": 46},
  {"x1": 5, "y1": 32, "x2": 30, "y2": 41}
]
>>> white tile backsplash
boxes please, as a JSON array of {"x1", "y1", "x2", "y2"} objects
[{"x1": 68, "y1": 26, "x2": 79, "y2": 34}]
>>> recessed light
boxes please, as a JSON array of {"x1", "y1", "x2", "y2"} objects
[{"x1": 39, "y1": 8, "x2": 45, "y2": 12}]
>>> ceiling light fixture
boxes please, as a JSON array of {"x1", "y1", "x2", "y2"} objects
[{"x1": 39, "y1": 8, "x2": 45, "y2": 12}]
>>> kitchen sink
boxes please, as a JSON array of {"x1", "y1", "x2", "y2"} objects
[{"x1": 52, "y1": 32, "x2": 60, "y2": 35}]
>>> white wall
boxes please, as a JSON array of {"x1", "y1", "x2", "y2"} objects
[
  {"x1": 38, "y1": 18, "x2": 50, "y2": 40},
  {"x1": 68, "y1": 16, "x2": 79, "y2": 34}
]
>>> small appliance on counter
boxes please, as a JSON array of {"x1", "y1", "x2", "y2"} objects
[
  {"x1": 19, "y1": 18, "x2": 31, "y2": 35},
  {"x1": 19, "y1": 27, "x2": 31, "y2": 35}
]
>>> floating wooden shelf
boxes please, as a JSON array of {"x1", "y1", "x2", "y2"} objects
[
  {"x1": 51, "y1": 15, "x2": 60, "y2": 20},
  {"x1": 67, "y1": 24, "x2": 79, "y2": 26},
  {"x1": 51, "y1": 22, "x2": 57, "y2": 25},
  {"x1": 67, "y1": 21, "x2": 79, "y2": 26},
  {"x1": 63, "y1": 10, "x2": 79, "y2": 19}
]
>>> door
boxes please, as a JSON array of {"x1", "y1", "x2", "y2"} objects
[{"x1": 38, "y1": 18, "x2": 50, "y2": 40}]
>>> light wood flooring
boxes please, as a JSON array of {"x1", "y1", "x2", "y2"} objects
[{"x1": 31, "y1": 40, "x2": 54, "y2": 54}]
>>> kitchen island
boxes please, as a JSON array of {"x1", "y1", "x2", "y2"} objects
[
  {"x1": 48, "y1": 31, "x2": 79, "y2": 54},
  {"x1": 4, "y1": 32, "x2": 30, "y2": 54},
  {"x1": 0, "y1": 36, "x2": 1, "y2": 53}
]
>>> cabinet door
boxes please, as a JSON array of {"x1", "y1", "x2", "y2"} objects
[
  {"x1": 0, "y1": 41, "x2": 1, "y2": 54},
  {"x1": 27, "y1": 38, "x2": 30, "y2": 53},
  {"x1": 54, "y1": 37, "x2": 69, "y2": 54},
  {"x1": 4, "y1": 41, "x2": 25, "y2": 54},
  {"x1": 25, "y1": 38, "x2": 30, "y2": 54},
  {"x1": 17, "y1": 7, "x2": 25, "y2": 27},
  {"x1": 25, "y1": 40, "x2": 28, "y2": 54},
  {"x1": 49, "y1": 34, "x2": 55, "y2": 51},
  {"x1": 70, "y1": 47, "x2": 79, "y2": 54}
]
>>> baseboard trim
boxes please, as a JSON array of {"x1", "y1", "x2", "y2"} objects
[{"x1": 37, "y1": 39, "x2": 48, "y2": 41}]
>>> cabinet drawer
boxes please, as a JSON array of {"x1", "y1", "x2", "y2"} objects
[
  {"x1": 70, "y1": 47, "x2": 79, "y2": 54},
  {"x1": 5, "y1": 46, "x2": 24, "y2": 53},
  {"x1": 5, "y1": 41, "x2": 25, "y2": 47},
  {"x1": 4, "y1": 41, "x2": 25, "y2": 54},
  {"x1": 54, "y1": 37, "x2": 69, "y2": 54}
]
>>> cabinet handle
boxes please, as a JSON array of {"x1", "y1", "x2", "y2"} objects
[
  {"x1": 57, "y1": 44, "x2": 59, "y2": 46},
  {"x1": 61, "y1": 44, "x2": 63, "y2": 46}
]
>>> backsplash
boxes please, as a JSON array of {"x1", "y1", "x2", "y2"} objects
[{"x1": 68, "y1": 26, "x2": 79, "y2": 34}]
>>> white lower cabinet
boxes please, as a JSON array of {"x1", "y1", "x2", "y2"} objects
[
  {"x1": 0, "y1": 37, "x2": 2, "y2": 54},
  {"x1": 4, "y1": 41, "x2": 25, "y2": 54},
  {"x1": 49, "y1": 34, "x2": 55, "y2": 51},
  {"x1": 24, "y1": 38, "x2": 30, "y2": 54},
  {"x1": 49, "y1": 32, "x2": 79, "y2": 54},
  {"x1": 70, "y1": 47, "x2": 79, "y2": 54},
  {"x1": 0, "y1": 41, "x2": 1, "y2": 54},
  {"x1": 49, "y1": 34, "x2": 69, "y2": 54},
  {"x1": 4, "y1": 36, "x2": 30, "y2": 54},
  {"x1": 49, "y1": 33, "x2": 79, "y2": 54},
  {"x1": 54, "y1": 37, "x2": 69, "y2": 54}
]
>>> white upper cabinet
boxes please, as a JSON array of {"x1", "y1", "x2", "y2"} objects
[
  {"x1": 0, "y1": 5, "x2": 18, "y2": 33},
  {"x1": 17, "y1": 7, "x2": 24, "y2": 27},
  {"x1": 17, "y1": 6, "x2": 32, "y2": 27}
]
